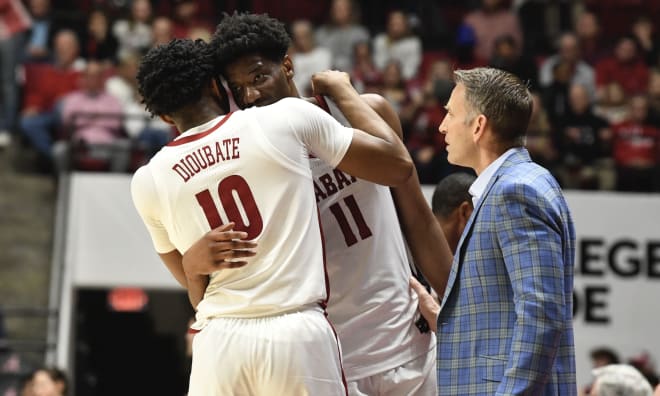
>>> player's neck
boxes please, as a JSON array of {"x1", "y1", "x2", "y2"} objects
[{"x1": 173, "y1": 101, "x2": 227, "y2": 133}]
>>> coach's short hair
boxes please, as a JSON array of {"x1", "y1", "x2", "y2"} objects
[
  {"x1": 453, "y1": 67, "x2": 533, "y2": 145},
  {"x1": 591, "y1": 364, "x2": 653, "y2": 396},
  {"x1": 137, "y1": 39, "x2": 225, "y2": 117},
  {"x1": 210, "y1": 12, "x2": 290, "y2": 67},
  {"x1": 431, "y1": 172, "x2": 476, "y2": 218}
]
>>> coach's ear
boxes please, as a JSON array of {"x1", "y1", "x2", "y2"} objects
[
  {"x1": 159, "y1": 114, "x2": 175, "y2": 125},
  {"x1": 282, "y1": 55, "x2": 294, "y2": 79}
]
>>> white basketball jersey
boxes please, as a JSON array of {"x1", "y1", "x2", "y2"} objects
[
  {"x1": 131, "y1": 98, "x2": 353, "y2": 326},
  {"x1": 312, "y1": 96, "x2": 435, "y2": 381}
]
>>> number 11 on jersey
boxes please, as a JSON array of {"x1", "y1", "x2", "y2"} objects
[{"x1": 329, "y1": 194, "x2": 372, "y2": 247}]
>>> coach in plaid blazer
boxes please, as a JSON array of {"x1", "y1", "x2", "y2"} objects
[{"x1": 435, "y1": 68, "x2": 577, "y2": 395}]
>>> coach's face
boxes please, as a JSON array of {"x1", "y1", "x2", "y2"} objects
[
  {"x1": 223, "y1": 54, "x2": 294, "y2": 109},
  {"x1": 438, "y1": 83, "x2": 479, "y2": 169}
]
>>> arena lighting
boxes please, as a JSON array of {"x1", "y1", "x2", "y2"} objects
[{"x1": 107, "y1": 287, "x2": 149, "y2": 312}]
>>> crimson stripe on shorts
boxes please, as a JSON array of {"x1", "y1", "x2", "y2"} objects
[
  {"x1": 167, "y1": 112, "x2": 234, "y2": 147},
  {"x1": 322, "y1": 308, "x2": 349, "y2": 395}
]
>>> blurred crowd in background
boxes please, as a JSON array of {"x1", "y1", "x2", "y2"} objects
[
  {"x1": 1, "y1": 1, "x2": 660, "y2": 394},
  {"x1": 1, "y1": 0, "x2": 659, "y2": 191}
]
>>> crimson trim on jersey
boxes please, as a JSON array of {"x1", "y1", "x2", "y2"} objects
[
  {"x1": 317, "y1": 206, "x2": 330, "y2": 309},
  {"x1": 314, "y1": 95, "x2": 331, "y2": 115},
  {"x1": 166, "y1": 112, "x2": 234, "y2": 147}
]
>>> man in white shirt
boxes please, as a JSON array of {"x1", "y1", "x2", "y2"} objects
[
  {"x1": 131, "y1": 38, "x2": 412, "y2": 396},
  {"x1": 434, "y1": 67, "x2": 576, "y2": 395}
]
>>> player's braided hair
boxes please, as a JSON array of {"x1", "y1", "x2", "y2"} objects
[
  {"x1": 210, "y1": 12, "x2": 291, "y2": 67},
  {"x1": 137, "y1": 39, "x2": 221, "y2": 117}
]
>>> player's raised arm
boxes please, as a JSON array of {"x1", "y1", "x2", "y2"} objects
[
  {"x1": 360, "y1": 94, "x2": 454, "y2": 296},
  {"x1": 311, "y1": 71, "x2": 413, "y2": 186},
  {"x1": 313, "y1": 80, "x2": 454, "y2": 296}
]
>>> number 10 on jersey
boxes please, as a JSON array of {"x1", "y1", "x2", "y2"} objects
[{"x1": 195, "y1": 175, "x2": 264, "y2": 239}]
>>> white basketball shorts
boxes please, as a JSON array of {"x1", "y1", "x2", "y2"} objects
[{"x1": 187, "y1": 306, "x2": 347, "y2": 396}]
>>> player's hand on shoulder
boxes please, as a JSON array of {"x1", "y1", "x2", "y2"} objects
[
  {"x1": 182, "y1": 223, "x2": 257, "y2": 277},
  {"x1": 311, "y1": 70, "x2": 354, "y2": 99}
]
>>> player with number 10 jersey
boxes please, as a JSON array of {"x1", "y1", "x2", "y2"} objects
[{"x1": 134, "y1": 98, "x2": 355, "y2": 322}]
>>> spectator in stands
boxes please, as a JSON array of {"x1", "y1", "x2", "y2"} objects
[
  {"x1": 0, "y1": 0, "x2": 31, "y2": 148},
  {"x1": 596, "y1": 35, "x2": 650, "y2": 100},
  {"x1": 58, "y1": 60, "x2": 128, "y2": 172},
  {"x1": 489, "y1": 34, "x2": 538, "y2": 90},
  {"x1": 406, "y1": 59, "x2": 453, "y2": 183},
  {"x1": 590, "y1": 364, "x2": 653, "y2": 396},
  {"x1": 541, "y1": 59, "x2": 572, "y2": 128},
  {"x1": 555, "y1": 83, "x2": 612, "y2": 190},
  {"x1": 82, "y1": 9, "x2": 118, "y2": 66},
  {"x1": 315, "y1": 0, "x2": 369, "y2": 72},
  {"x1": 151, "y1": 16, "x2": 174, "y2": 48},
  {"x1": 526, "y1": 91, "x2": 558, "y2": 172},
  {"x1": 461, "y1": 0, "x2": 523, "y2": 63},
  {"x1": 649, "y1": 71, "x2": 660, "y2": 122},
  {"x1": 171, "y1": 0, "x2": 212, "y2": 41},
  {"x1": 112, "y1": 0, "x2": 152, "y2": 58},
  {"x1": 540, "y1": 32, "x2": 596, "y2": 100},
  {"x1": 106, "y1": 52, "x2": 171, "y2": 161},
  {"x1": 372, "y1": 10, "x2": 422, "y2": 80},
  {"x1": 583, "y1": 347, "x2": 623, "y2": 395},
  {"x1": 104, "y1": 52, "x2": 138, "y2": 107},
  {"x1": 350, "y1": 41, "x2": 382, "y2": 93},
  {"x1": 610, "y1": 95, "x2": 659, "y2": 192},
  {"x1": 593, "y1": 82, "x2": 630, "y2": 125},
  {"x1": 23, "y1": 0, "x2": 60, "y2": 63},
  {"x1": 19, "y1": 29, "x2": 83, "y2": 168},
  {"x1": 289, "y1": 19, "x2": 331, "y2": 97},
  {"x1": 628, "y1": 352, "x2": 660, "y2": 389},
  {"x1": 630, "y1": 16, "x2": 659, "y2": 68},
  {"x1": 378, "y1": 60, "x2": 415, "y2": 125},
  {"x1": 29, "y1": 367, "x2": 67, "y2": 396},
  {"x1": 453, "y1": 23, "x2": 483, "y2": 70},
  {"x1": 0, "y1": 309, "x2": 28, "y2": 396},
  {"x1": 574, "y1": 11, "x2": 608, "y2": 66},
  {"x1": 591, "y1": 347, "x2": 621, "y2": 368}
]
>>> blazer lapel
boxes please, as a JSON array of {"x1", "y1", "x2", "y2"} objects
[
  {"x1": 439, "y1": 148, "x2": 532, "y2": 310},
  {"x1": 439, "y1": 173, "x2": 501, "y2": 309}
]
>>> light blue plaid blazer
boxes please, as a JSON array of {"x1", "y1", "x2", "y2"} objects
[{"x1": 436, "y1": 149, "x2": 577, "y2": 396}]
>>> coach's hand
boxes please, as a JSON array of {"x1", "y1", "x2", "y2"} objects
[
  {"x1": 182, "y1": 222, "x2": 257, "y2": 277},
  {"x1": 410, "y1": 276, "x2": 440, "y2": 333},
  {"x1": 311, "y1": 70, "x2": 355, "y2": 100}
]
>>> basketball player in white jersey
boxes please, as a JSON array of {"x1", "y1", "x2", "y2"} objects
[
  {"x1": 131, "y1": 39, "x2": 414, "y2": 396},
  {"x1": 182, "y1": 13, "x2": 454, "y2": 396}
]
